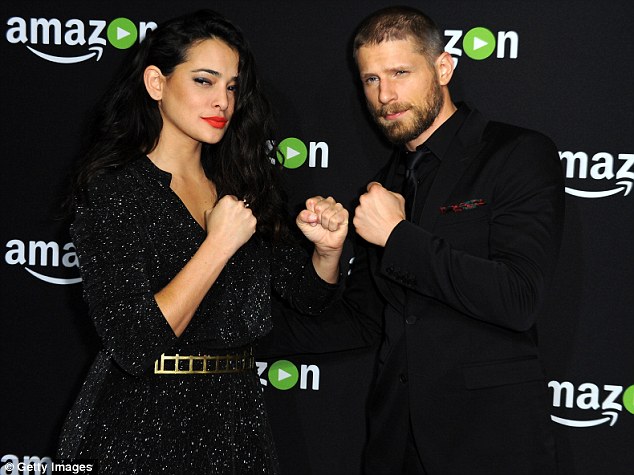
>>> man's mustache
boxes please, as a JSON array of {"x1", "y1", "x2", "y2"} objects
[{"x1": 372, "y1": 102, "x2": 413, "y2": 117}]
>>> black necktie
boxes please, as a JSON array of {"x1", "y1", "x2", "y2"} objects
[{"x1": 402, "y1": 147, "x2": 431, "y2": 220}]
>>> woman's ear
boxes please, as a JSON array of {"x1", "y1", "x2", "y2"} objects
[{"x1": 143, "y1": 65, "x2": 164, "y2": 100}]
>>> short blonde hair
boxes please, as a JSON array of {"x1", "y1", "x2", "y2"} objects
[{"x1": 353, "y1": 6, "x2": 444, "y2": 68}]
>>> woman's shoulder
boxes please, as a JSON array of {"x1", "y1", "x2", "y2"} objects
[{"x1": 82, "y1": 158, "x2": 147, "y2": 206}]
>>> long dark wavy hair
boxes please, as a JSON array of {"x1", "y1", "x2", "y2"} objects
[{"x1": 72, "y1": 9, "x2": 289, "y2": 240}]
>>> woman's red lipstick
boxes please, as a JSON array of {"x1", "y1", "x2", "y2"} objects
[{"x1": 202, "y1": 116, "x2": 228, "y2": 129}]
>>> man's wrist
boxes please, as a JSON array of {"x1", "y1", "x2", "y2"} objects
[{"x1": 379, "y1": 218, "x2": 406, "y2": 247}]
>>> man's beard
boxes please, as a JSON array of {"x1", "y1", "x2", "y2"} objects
[{"x1": 370, "y1": 79, "x2": 444, "y2": 145}]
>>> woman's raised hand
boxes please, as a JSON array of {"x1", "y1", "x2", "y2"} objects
[{"x1": 204, "y1": 195, "x2": 257, "y2": 256}]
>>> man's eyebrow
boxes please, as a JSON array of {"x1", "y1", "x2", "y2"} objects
[{"x1": 361, "y1": 65, "x2": 412, "y2": 75}]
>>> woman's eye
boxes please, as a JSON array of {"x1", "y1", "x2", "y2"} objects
[
  {"x1": 227, "y1": 84, "x2": 238, "y2": 92},
  {"x1": 194, "y1": 77, "x2": 211, "y2": 85}
]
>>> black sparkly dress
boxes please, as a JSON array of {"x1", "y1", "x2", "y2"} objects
[{"x1": 58, "y1": 156, "x2": 337, "y2": 474}]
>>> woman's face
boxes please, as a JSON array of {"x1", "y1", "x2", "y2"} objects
[{"x1": 155, "y1": 38, "x2": 239, "y2": 147}]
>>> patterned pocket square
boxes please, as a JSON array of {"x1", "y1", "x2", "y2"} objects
[{"x1": 440, "y1": 198, "x2": 486, "y2": 214}]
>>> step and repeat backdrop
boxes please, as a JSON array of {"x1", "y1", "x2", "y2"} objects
[{"x1": 2, "y1": 1, "x2": 633, "y2": 474}]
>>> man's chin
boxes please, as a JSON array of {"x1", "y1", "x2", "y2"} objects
[{"x1": 379, "y1": 124, "x2": 413, "y2": 144}]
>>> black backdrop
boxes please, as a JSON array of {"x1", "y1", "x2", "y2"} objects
[{"x1": 2, "y1": 1, "x2": 633, "y2": 474}]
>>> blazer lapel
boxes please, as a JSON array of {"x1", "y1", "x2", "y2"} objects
[{"x1": 417, "y1": 108, "x2": 489, "y2": 228}]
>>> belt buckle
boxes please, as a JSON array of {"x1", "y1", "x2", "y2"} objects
[{"x1": 154, "y1": 350, "x2": 253, "y2": 375}]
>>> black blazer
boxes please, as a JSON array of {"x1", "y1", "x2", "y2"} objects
[{"x1": 260, "y1": 105, "x2": 565, "y2": 474}]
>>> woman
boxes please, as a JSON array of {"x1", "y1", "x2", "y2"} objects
[{"x1": 58, "y1": 9, "x2": 347, "y2": 473}]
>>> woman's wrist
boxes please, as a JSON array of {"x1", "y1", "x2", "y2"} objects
[{"x1": 311, "y1": 249, "x2": 341, "y2": 284}]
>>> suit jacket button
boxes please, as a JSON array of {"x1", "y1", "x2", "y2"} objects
[
  {"x1": 399, "y1": 373, "x2": 408, "y2": 383},
  {"x1": 406, "y1": 315, "x2": 417, "y2": 324}
]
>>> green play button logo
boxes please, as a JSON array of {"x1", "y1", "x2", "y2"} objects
[
  {"x1": 463, "y1": 27, "x2": 496, "y2": 60},
  {"x1": 277, "y1": 137, "x2": 308, "y2": 169},
  {"x1": 268, "y1": 360, "x2": 299, "y2": 390},
  {"x1": 107, "y1": 18, "x2": 138, "y2": 49}
]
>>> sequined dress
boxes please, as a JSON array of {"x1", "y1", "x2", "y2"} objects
[{"x1": 58, "y1": 156, "x2": 337, "y2": 474}]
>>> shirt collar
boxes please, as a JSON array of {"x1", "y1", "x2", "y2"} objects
[
  {"x1": 133, "y1": 155, "x2": 173, "y2": 187},
  {"x1": 414, "y1": 102, "x2": 469, "y2": 161}
]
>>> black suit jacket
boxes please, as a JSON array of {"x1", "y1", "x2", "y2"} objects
[{"x1": 259, "y1": 105, "x2": 564, "y2": 474}]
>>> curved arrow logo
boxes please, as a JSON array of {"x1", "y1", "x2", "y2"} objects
[
  {"x1": 551, "y1": 411, "x2": 619, "y2": 427},
  {"x1": 565, "y1": 180, "x2": 632, "y2": 198},
  {"x1": 26, "y1": 45, "x2": 104, "y2": 64},
  {"x1": 25, "y1": 267, "x2": 82, "y2": 285}
]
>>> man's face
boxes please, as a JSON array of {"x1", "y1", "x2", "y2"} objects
[{"x1": 357, "y1": 38, "x2": 443, "y2": 146}]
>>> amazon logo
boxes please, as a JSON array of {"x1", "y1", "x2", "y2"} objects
[
  {"x1": 256, "y1": 359, "x2": 321, "y2": 391},
  {"x1": 444, "y1": 27, "x2": 519, "y2": 68},
  {"x1": 560, "y1": 150, "x2": 634, "y2": 199},
  {"x1": 5, "y1": 16, "x2": 157, "y2": 64},
  {"x1": 548, "y1": 380, "x2": 634, "y2": 428},
  {"x1": 4, "y1": 239, "x2": 81, "y2": 285}
]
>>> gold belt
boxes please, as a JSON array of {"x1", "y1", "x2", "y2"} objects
[{"x1": 154, "y1": 349, "x2": 254, "y2": 375}]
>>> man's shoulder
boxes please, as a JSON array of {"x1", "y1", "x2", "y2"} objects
[
  {"x1": 458, "y1": 104, "x2": 554, "y2": 147},
  {"x1": 481, "y1": 119, "x2": 557, "y2": 155},
  {"x1": 484, "y1": 119, "x2": 550, "y2": 141},
  {"x1": 474, "y1": 118, "x2": 562, "y2": 182}
]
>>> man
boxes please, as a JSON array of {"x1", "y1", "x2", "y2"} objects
[
  {"x1": 345, "y1": 6, "x2": 564, "y2": 474},
  {"x1": 261, "y1": 6, "x2": 563, "y2": 474}
]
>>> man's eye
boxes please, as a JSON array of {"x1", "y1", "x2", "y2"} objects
[{"x1": 365, "y1": 77, "x2": 378, "y2": 85}]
